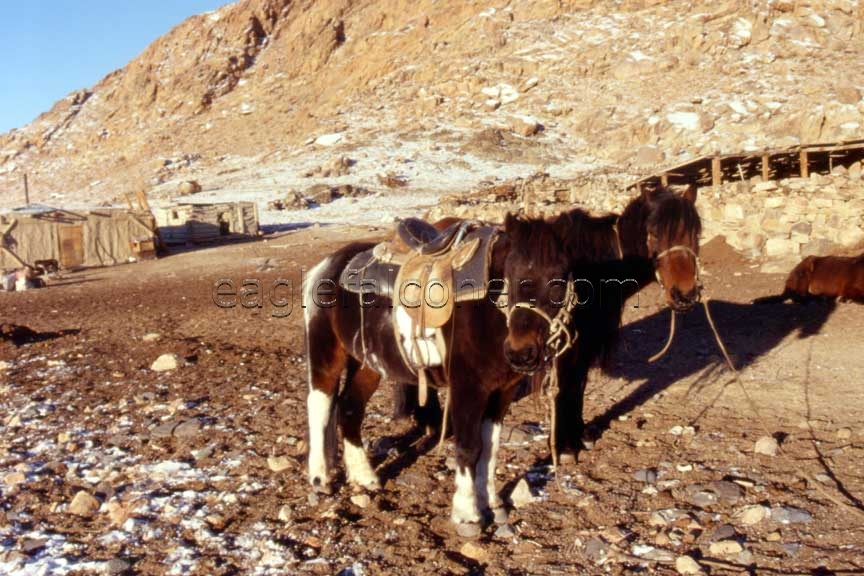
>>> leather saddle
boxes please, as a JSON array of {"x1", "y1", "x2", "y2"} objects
[
  {"x1": 341, "y1": 220, "x2": 498, "y2": 311},
  {"x1": 395, "y1": 218, "x2": 470, "y2": 256},
  {"x1": 340, "y1": 219, "x2": 499, "y2": 402}
]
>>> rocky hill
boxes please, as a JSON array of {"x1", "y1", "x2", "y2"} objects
[{"x1": 0, "y1": 0, "x2": 862, "y2": 210}]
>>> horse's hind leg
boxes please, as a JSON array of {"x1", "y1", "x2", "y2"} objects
[
  {"x1": 339, "y1": 358, "x2": 382, "y2": 491},
  {"x1": 306, "y1": 322, "x2": 347, "y2": 495}
]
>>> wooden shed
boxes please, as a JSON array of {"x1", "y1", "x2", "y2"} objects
[
  {"x1": 153, "y1": 201, "x2": 259, "y2": 246},
  {"x1": 0, "y1": 205, "x2": 157, "y2": 271}
]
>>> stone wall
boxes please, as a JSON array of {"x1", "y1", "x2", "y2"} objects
[{"x1": 699, "y1": 161, "x2": 864, "y2": 270}]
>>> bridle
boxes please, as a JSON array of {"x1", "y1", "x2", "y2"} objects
[
  {"x1": 653, "y1": 244, "x2": 703, "y2": 296},
  {"x1": 500, "y1": 275, "x2": 579, "y2": 369}
]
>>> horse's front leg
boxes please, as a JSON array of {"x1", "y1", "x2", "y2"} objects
[
  {"x1": 475, "y1": 385, "x2": 518, "y2": 520},
  {"x1": 338, "y1": 359, "x2": 382, "y2": 491},
  {"x1": 448, "y1": 379, "x2": 487, "y2": 526}
]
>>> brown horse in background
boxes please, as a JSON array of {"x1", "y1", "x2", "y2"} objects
[{"x1": 755, "y1": 253, "x2": 864, "y2": 304}]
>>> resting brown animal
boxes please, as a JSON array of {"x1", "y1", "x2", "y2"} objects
[{"x1": 754, "y1": 254, "x2": 864, "y2": 304}]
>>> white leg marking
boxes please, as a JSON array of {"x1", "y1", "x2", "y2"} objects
[
  {"x1": 344, "y1": 440, "x2": 381, "y2": 491},
  {"x1": 475, "y1": 420, "x2": 503, "y2": 511},
  {"x1": 395, "y1": 306, "x2": 442, "y2": 367},
  {"x1": 304, "y1": 257, "x2": 335, "y2": 489},
  {"x1": 451, "y1": 465, "x2": 481, "y2": 524},
  {"x1": 307, "y1": 389, "x2": 333, "y2": 488}
]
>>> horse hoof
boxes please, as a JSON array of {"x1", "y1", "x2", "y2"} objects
[
  {"x1": 557, "y1": 452, "x2": 577, "y2": 466},
  {"x1": 491, "y1": 506, "x2": 510, "y2": 525},
  {"x1": 311, "y1": 477, "x2": 333, "y2": 495},
  {"x1": 359, "y1": 479, "x2": 382, "y2": 493},
  {"x1": 455, "y1": 522, "x2": 482, "y2": 538}
]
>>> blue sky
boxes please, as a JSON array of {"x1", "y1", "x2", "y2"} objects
[{"x1": 0, "y1": 1, "x2": 232, "y2": 134}]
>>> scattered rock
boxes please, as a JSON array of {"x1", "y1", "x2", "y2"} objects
[
  {"x1": 267, "y1": 456, "x2": 292, "y2": 473},
  {"x1": 634, "y1": 468, "x2": 658, "y2": 484},
  {"x1": 511, "y1": 116, "x2": 543, "y2": 137},
  {"x1": 278, "y1": 505, "x2": 292, "y2": 523},
  {"x1": 494, "y1": 524, "x2": 516, "y2": 539},
  {"x1": 459, "y1": 541, "x2": 488, "y2": 562},
  {"x1": 737, "y1": 505, "x2": 769, "y2": 526},
  {"x1": 708, "y1": 524, "x2": 737, "y2": 542},
  {"x1": 69, "y1": 491, "x2": 101, "y2": 517},
  {"x1": 350, "y1": 494, "x2": 371, "y2": 509},
  {"x1": 754, "y1": 436, "x2": 779, "y2": 456},
  {"x1": 20, "y1": 538, "x2": 47, "y2": 556},
  {"x1": 173, "y1": 418, "x2": 201, "y2": 438},
  {"x1": 314, "y1": 133, "x2": 344, "y2": 147},
  {"x1": 151, "y1": 354, "x2": 179, "y2": 372},
  {"x1": 142, "y1": 333, "x2": 162, "y2": 342},
  {"x1": 709, "y1": 540, "x2": 744, "y2": 555},
  {"x1": 177, "y1": 180, "x2": 202, "y2": 195},
  {"x1": 4, "y1": 472, "x2": 26, "y2": 486},
  {"x1": 837, "y1": 428, "x2": 853, "y2": 440},
  {"x1": 584, "y1": 537, "x2": 608, "y2": 564},
  {"x1": 106, "y1": 558, "x2": 132, "y2": 575},
  {"x1": 456, "y1": 523, "x2": 481, "y2": 538},
  {"x1": 377, "y1": 172, "x2": 409, "y2": 188},
  {"x1": 509, "y1": 478, "x2": 535, "y2": 508},
  {"x1": 676, "y1": 555, "x2": 703, "y2": 575},
  {"x1": 771, "y1": 506, "x2": 812, "y2": 524}
]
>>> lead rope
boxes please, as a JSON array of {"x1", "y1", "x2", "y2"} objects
[
  {"x1": 648, "y1": 244, "x2": 701, "y2": 363},
  {"x1": 435, "y1": 311, "x2": 456, "y2": 455},
  {"x1": 501, "y1": 279, "x2": 578, "y2": 473},
  {"x1": 701, "y1": 296, "x2": 864, "y2": 520}
]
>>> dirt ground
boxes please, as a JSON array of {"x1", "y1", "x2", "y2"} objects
[{"x1": 2, "y1": 226, "x2": 863, "y2": 575}]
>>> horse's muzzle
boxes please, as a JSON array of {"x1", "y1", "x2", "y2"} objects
[
  {"x1": 504, "y1": 344, "x2": 544, "y2": 374},
  {"x1": 670, "y1": 286, "x2": 701, "y2": 312}
]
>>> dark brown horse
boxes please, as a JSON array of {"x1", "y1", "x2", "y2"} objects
[
  {"x1": 755, "y1": 253, "x2": 864, "y2": 304},
  {"x1": 550, "y1": 184, "x2": 702, "y2": 458},
  {"x1": 302, "y1": 213, "x2": 580, "y2": 527},
  {"x1": 396, "y1": 185, "x2": 703, "y2": 459}
]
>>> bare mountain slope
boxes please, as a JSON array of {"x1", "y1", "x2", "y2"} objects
[{"x1": 1, "y1": 0, "x2": 862, "y2": 208}]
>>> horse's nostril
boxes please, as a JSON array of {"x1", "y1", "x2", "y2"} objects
[{"x1": 505, "y1": 345, "x2": 539, "y2": 368}]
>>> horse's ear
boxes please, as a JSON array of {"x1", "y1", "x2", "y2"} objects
[
  {"x1": 640, "y1": 183, "x2": 659, "y2": 202},
  {"x1": 504, "y1": 212, "x2": 520, "y2": 232},
  {"x1": 682, "y1": 184, "x2": 698, "y2": 204}
]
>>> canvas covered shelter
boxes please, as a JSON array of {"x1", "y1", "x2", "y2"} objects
[
  {"x1": 153, "y1": 201, "x2": 259, "y2": 246},
  {"x1": 0, "y1": 205, "x2": 157, "y2": 271}
]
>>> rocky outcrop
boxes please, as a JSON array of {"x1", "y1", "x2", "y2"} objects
[{"x1": 0, "y1": 0, "x2": 862, "y2": 209}]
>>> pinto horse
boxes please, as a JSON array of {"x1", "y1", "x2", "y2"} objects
[{"x1": 302, "y1": 213, "x2": 581, "y2": 526}]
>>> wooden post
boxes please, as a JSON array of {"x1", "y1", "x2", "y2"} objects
[
  {"x1": 23, "y1": 173, "x2": 29, "y2": 205},
  {"x1": 711, "y1": 156, "x2": 722, "y2": 188},
  {"x1": 799, "y1": 150, "x2": 809, "y2": 178},
  {"x1": 761, "y1": 155, "x2": 770, "y2": 181}
]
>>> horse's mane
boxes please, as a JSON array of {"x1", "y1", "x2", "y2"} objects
[
  {"x1": 619, "y1": 186, "x2": 702, "y2": 255},
  {"x1": 647, "y1": 188, "x2": 702, "y2": 246},
  {"x1": 557, "y1": 208, "x2": 621, "y2": 262},
  {"x1": 503, "y1": 213, "x2": 571, "y2": 267}
]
